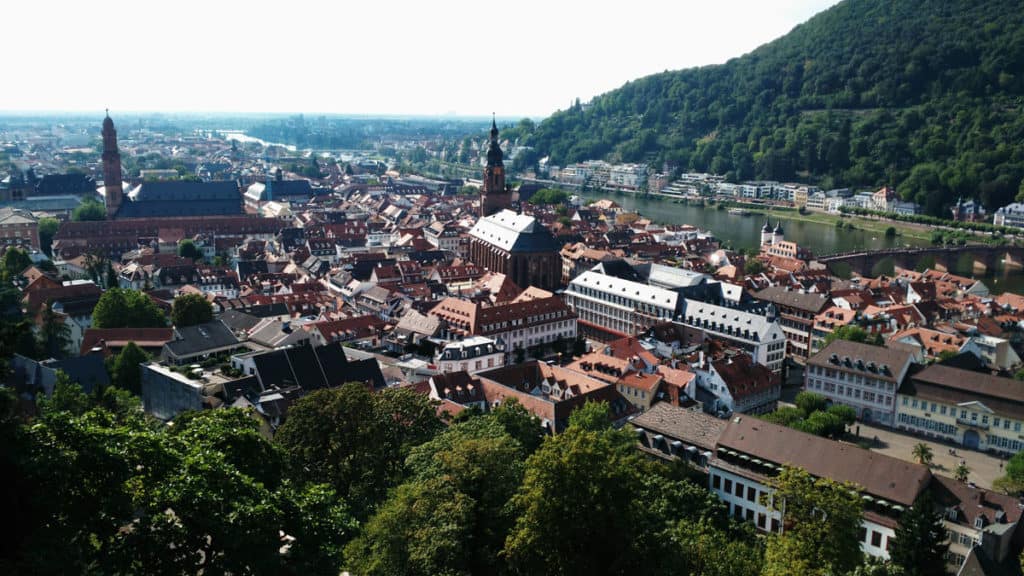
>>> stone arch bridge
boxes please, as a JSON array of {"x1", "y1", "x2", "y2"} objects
[{"x1": 817, "y1": 245, "x2": 1024, "y2": 277}]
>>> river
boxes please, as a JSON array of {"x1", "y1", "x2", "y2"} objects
[{"x1": 575, "y1": 191, "x2": 1024, "y2": 295}]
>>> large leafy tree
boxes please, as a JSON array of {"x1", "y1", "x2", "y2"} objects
[
  {"x1": 346, "y1": 416, "x2": 526, "y2": 576},
  {"x1": 170, "y1": 293, "x2": 213, "y2": 327},
  {"x1": 71, "y1": 199, "x2": 106, "y2": 221},
  {"x1": 995, "y1": 450, "x2": 1024, "y2": 494},
  {"x1": 38, "y1": 300, "x2": 71, "y2": 359},
  {"x1": 5, "y1": 383, "x2": 354, "y2": 576},
  {"x1": 92, "y1": 288, "x2": 167, "y2": 329},
  {"x1": 111, "y1": 341, "x2": 150, "y2": 395},
  {"x1": 1, "y1": 247, "x2": 31, "y2": 282},
  {"x1": 502, "y1": 402, "x2": 663, "y2": 575},
  {"x1": 490, "y1": 397, "x2": 545, "y2": 454},
  {"x1": 762, "y1": 467, "x2": 864, "y2": 576},
  {"x1": 177, "y1": 239, "x2": 201, "y2": 261},
  {"x1": 273, "y1": 384, "x2": 441, "y2": 520},
  {"x1": 38, "y1": 218, "x2": 59, "y2": 257},
  {"x1": 888, "y1": 491, "x2": 947, "y2": 576}
]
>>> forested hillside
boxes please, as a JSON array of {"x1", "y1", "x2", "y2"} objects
[{"x1": 518, "y1": 0, "x2": 1024, "y2": 216}]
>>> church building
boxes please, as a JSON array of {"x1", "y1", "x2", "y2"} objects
[
  {"x1": 468, "y1": 210, "x2": 563, "y2": 292},
  {"x1": 468, "y1": 118, "x2": 561, "y2": 291},
  {"x1": 102, "y1": 113, "x2": 243, "y2": 220}
]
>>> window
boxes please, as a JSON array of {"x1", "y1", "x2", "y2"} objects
[
  {"x1": 735, "y1": 481, "x2": 744, "y2": 497},
  {"x1": 871, "y1": 531, "x2": 882, "y2": 547},
  {"x1": 902, "y1": 397, "x2": 908, "y2": 406},
  {"x1": 734, "y1": 505, "x2": 744, "y2": 519},
  {"x1": 859, "y1": 527, "x2": 867, "y2": 542},
  {"x1": 930, "y1": 403, "x2": 937, "y2": 413},
  {"x1": 771, "y1": 518, "x2": 781, "y2": 533},
  {"x1": 724, "y1": 479, "x2": 732, "y2": 493},
  {"x1": 758, "y1": 513, "x2": 767, "y2": 529},
  {"x1": 941, "y1": 405, "x2": 947, "y2": 415},
  {"x1": 712, "y1": 475, "x2": 721, "y2": 490},
  {"x1": 747, "y1": 486, "x2": 756, "y2": 503},
  {"x1": 745, "y1": 509, "x2": 754, "y2": 522}
]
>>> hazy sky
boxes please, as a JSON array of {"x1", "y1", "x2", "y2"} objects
[{"x1": 8, "y1": 0, "x2": 840, "y2": 118}]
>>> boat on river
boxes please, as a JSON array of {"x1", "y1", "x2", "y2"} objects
[{"x1": 727, "y1": 208, "x2": 751, "y2": 216}]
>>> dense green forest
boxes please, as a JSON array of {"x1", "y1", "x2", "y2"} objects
[{"x1": 513, "y1": 0, "x2": 1024, "y2": 216}]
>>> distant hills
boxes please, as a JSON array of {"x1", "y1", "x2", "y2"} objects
[{"x1": 516, "y1": 0, "x2": 1024, "y2": 216}]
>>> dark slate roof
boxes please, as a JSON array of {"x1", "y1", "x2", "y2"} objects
[
  {"x1": 164, "y1": 320, "x2": 240, "y2": 358},
  {"x1": 35, "y1": 173, "x2": 96, "y2": 196},
  {"x1": 117, "y1": 181, "x2": 242, "y2": 219},
  {"x1": 219, "y1": 310, "x2": 263, "y2": 334},
  {"x1": 248, "y1": 342, "x2": 385, "y2": 391},
  {"x1": 45, "y1": 355, "x2": 110, "y2": 394},
  {"x1": 132, "y1": 180, "x2": 240, "y2": 202},
  {"x1": 593, "y1": 259, "x2": 643, "y2": 282},
  {"x1": 266, "y1": 179, "x2": 312, "y2": 199},
  {"x1": 351, "y1": 258, "x2": 396, "y2": 281},
  {"x1": 236, "y1": 260, "x2": 269, "y2": 281},
  {"x1": 405, "y1": 250, "x2": 447, "y2": 265}
]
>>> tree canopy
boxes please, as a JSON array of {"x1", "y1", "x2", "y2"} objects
[
  {"x1": 170, "y1": 293, "x2": 213, "y2": 327},
  {"x1": 273, "y1": 384, "x2": 442, "y2": 520},
  {"x1": 177, "y1": 239, "x2": 201, "y2": 260},
  {"x1": 888, "y1": 491, "x2": 948, "y2": 576},
  {"x1": 92, "y1": 288, "x2": 167, "y2": 329},
  {"x1": 71, "y1": 199, "x2": 106, "y2": 221},
  {"x1": 110, "y1": 341, "x2": 150, "y2": 395},
  {"x1": 522, "y1": 0, "x2": 1024, "y2": 217},
  {"x1": 1, "y1": 248, "x2": 31, "y2": 282},
  {"x1": 3, "y1": 380, "x2": 355, "y2": 575},
  {"x1": 824, "y1": 324, "x2": 884, "y2": 347},
  {"x1": 762, "y1": 467, "x2": 864, "y2": 576}
]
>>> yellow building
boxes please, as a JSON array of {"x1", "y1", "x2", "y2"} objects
[{"x1": 896, "y1": 364, "x2": 1024, "y2": 455}]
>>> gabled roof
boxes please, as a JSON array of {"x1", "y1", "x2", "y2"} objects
[
  {"x1": 718, "y1": 416, "x2": 932, "y2": 506},
  {"x1": 164, "y1": 320, "x2": 240, "y2": 358},
  {"x1": 712, "y1": 354, "x2": 777, "y2": 400},
  {"x1": 468, "y1": 209, "x2": 560, "y2": 253}
]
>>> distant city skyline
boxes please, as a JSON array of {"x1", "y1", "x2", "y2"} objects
[{"x1": 10, "y1": 0, "x2": 839, "y2": 118}]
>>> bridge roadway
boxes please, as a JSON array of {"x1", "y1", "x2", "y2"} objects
[{"x1": 817, "y1": 244, "x2": 1024, "y2": 276}]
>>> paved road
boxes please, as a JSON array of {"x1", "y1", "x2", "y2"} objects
[{"x1": 853, "y1": 422, "x2": 1007, "y2": 489}]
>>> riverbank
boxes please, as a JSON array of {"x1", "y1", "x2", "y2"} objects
[{"x1": 589, "y1": 188, "x2": 1003, "y2": 247}]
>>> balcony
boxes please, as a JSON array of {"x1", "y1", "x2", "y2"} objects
[{"x1": 956, "y1": 417, "x2": 989, "y2": 430}]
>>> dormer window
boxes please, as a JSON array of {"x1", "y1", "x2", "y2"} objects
[{"x1": 975, "y1": 516, "x2": 985, "y2": 529}]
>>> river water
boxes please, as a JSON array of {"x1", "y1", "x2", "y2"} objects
[{"x1": 576, "y1": 191, "x2": 1024, "y2": 295}]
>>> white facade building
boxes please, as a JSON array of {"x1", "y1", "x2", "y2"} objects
[
  {"x1": 804, "y1": 340, "x2": 914, "y2": 426},
  {"x1": 564, "y1": 270, "x2": 680, "y2": 336},
  {"x1": 435, "y1": 336, "x2": 505, "y2": 374},
  {"x1": 994, "y1": 202, "x2": 1024, "y2": 229},
  {"x1": 678, "y1": 299, "x2": 786, "y2": 373}
]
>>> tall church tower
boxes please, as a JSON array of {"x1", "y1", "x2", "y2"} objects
[
  {"x1": 480, "y1": 115, "x2": 512, "y2": 217},
  {"x1": 102, "y1": 110, "x2": 123, "y2": 218}
]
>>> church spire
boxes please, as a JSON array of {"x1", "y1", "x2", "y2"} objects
[
  {"x1": 102, "y1": 111, "x2": 123, "y2": 218},
  {"x1": 480, "y1": 115, "x2": 510, "y2": 217}
]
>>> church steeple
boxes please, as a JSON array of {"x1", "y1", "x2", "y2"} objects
[
  {"x1": 102, "y1": 110, "x2": 123, "y2": 219},
  {"x1": 480, "y1": 114, "x2": 511, "y2": 217}
]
